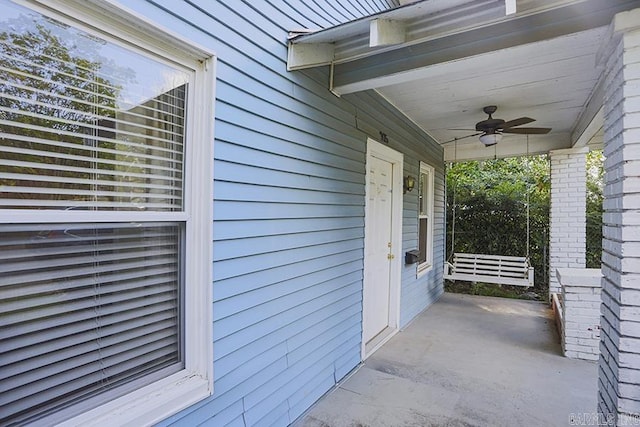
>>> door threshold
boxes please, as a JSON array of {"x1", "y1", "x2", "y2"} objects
[{"x1": 364, "y1": 326, "x2": 398, "y2": 359}]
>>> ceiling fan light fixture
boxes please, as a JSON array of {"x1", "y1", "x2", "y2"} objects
[{"x1": 479, "y1": 133, "x2": 502, "y2": 146}]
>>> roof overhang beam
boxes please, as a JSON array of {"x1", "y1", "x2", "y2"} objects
[
  {"x1": 329, "y1": 0, "x2": 639, "y2": 95},
  {"x1": 287, "y1": 17, "x2": 410, "y2": 70},
  {"x1": 287, "y1": 42, "x2": 335, "y2": 71},
  {"x1": 287, "y1": 0, "x2": 505, "y2": 71}
]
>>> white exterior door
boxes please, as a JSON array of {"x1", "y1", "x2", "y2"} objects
[
  {"x1": 362, "y1": 139, "x2": 403, "y2": 357},
  {"x1": 363, "y1": 155, "x2": 394, "y2": 343}
]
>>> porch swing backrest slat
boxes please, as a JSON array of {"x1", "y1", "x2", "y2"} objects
[
  {"x1": 453, "y1": 253, "x2": 527, "y2": 262},
  {"x1": 456, "y1": 260, "x2": 527, "y2": 271},
  {"x1": 455, "y1": 267, "x2": 525, "y2": 277}
]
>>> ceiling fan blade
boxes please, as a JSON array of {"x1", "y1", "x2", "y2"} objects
[
  {"x1": 447, "y1": 128, "x2": 477, "y2": 131},
  {"x1": 441, "y1": 132, "x2": 482, "y2": 144},
  {"x1": 500, "y1": 117, "x2": 535, "y2": 129},
  {"x1": 502, "y1": 127, "x2": 552, "y2": 134}
]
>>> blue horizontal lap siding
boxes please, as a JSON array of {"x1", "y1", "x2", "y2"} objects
[
  {"x1": 213, "y1": 217, "x2": 364, "y2": 241},
  {"x1": 213, "y1": 262, "x2": 363, "y2": 320},
  {"x1": 214, "y1": 239, "x2": 363, "y2": 282},
  {"x1": 215, "y1": 201, "x2": 363, "y2": 221},
  {"x1": 214, "y1": 291, "x2": 361, "y2": 383},
  {"x1": 215, "y1": 299, "x2": 362, "y2": 378},
  {"x1": 243, "y1": 328, "x2": 361, "y2": 425},
  {"x1": 213, "y1": 228, "x2": 364, "y2": 264},
  {"x1": 214, "y1": 273, "x2": 362, "y2": 342},
  {"x1": 213, "y1": 252, "x2": 363, "y2": 302},
  {"x1": 214, "y1": 162, "x2": 364, "y2": 195},
  {"x1": 122, "y1": 0, "x2": 436, "y2": 426},
  {"x1": 400, "y1": 167, "x2": 446, "y2": 325},
  {"x1": 216, "y1": 182, "x2": 362, "y2": 206}
]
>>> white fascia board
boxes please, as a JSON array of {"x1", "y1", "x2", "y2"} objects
[
  {"x1": 572, "y1": 107, "x2": 603, "y2": 148},
  {"x1": 572, "y1": 74, "x2": 604, "y2": 148}
]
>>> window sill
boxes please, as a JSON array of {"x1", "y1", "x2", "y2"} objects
[
  {"x1": 417, "y1": 263, "x2": 433, "y2": 279},
  {"x1": 58, "y1": 370, "x2": 211, "y2": 426}
]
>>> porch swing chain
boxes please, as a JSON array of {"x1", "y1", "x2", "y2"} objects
[
  {"x1": 448, "y1": 141, "x2": 457, "y2": 262},
  {"x1": 450, "y1": 179, "x2": 456, "y2": 261},
  {"x1": 526, "y1": 135, "x2": 531, "y2": 261},
  {"x1": 448, "y1": 137, "x2": 532, "y2": 261}
]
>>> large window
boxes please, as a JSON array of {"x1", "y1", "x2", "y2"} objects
[
  {"x1": 418, "y1": 162, "x2": 434, "y2": 274},
  {"x1": 0, "y1": 1, "x2": 214, "y2": 425}
]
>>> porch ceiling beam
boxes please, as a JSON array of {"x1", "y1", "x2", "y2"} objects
[
  {"x1": 332, "y1": 0, "x2": 639, "y2": 95},
  {"x1": 443, "y1": 133, "x2": 571, "y2": 162},
  {"x1": 571, "y1": 78, "x2": 604, "y2": 148}
]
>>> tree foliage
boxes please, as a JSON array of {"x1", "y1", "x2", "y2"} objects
[
  {"x1": 586, "y1": 150, "x2": 604, "y2": 268},
  {"x1": 446, "y1": 156, "x2": 550, "y2": 292}
]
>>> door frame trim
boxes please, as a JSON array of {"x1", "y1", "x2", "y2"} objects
[{"x1": 361, "y1": 138, "x2": 403, "y2": 360}]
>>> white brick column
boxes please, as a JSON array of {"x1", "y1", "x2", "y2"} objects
[
  {"x1": 557, "y1": 268, "x2": 602, "y2": 361},
  {"x1": 598, "y1": 8, "x2": 640, "y2": 425},
  {"x1": 549, "y1": 147, "x2": 587, "y2": 297}
]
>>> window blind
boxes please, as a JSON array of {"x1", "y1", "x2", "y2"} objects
[
  {"x1": 0, "y1": 223, "x2": 183, "y2": 425},
  {"x1": 0, "y1": 14, "x2": 189, "y2": 212}
]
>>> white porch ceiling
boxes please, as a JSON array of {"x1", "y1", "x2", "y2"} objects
[
  {"x1": 289, "y1": 0, "x2": 639, "y2": 161},
  {"x1": 376, "y1": 26, "x2": 607, "y2": 161}
]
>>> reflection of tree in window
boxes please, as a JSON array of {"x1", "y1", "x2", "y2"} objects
[
  {"x1": 0, "y1": 14, "x2": 186, "y2": 212},
  {"x1": 0, "y1": 17, "x2": 129, "y2": 206}
]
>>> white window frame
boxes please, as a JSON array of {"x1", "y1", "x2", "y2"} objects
[
  {"x1": 417, "y1": 162, "x2": 434, "y2": 277},
  {"x1": 1, "y1": 1, "x2": 216, "y2": 425}
]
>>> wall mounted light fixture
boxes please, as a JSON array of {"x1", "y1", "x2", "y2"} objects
[{"x1": 403, "y1": 175, "x2": 416, "y2": 194}]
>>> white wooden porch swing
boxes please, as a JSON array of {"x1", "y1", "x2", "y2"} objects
[
  {"x1": 444, "y1": 253, "x2": 534, "y2": 287},
  {"x1": 443, "y1": 140, "x2": 534, "y2": 288}
]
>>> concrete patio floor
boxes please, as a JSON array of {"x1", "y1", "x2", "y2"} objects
[{"x1": 294, "y1": 292, "x2": 598, "y2": 427}]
